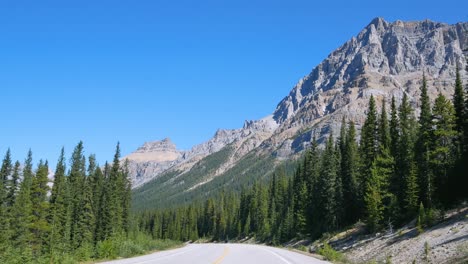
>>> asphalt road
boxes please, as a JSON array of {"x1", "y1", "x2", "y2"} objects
[{"x1": 99, "y1": 243, "x2": 329, "y2": 264}]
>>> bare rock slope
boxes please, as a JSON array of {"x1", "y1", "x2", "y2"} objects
[
  {"x1": 326, "y1": 207, "x2": 468, "y2": 263},
  {"x1": 128, "y1": 18, "x2": 468, "y2": 191}
]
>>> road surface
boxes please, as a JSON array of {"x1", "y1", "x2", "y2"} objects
[{"x1": 100, "y1": 243, "x2": 329, "y2": 264}]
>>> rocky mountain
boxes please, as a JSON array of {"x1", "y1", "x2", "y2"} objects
[
  {"x1": 270, "y1": 18, "x2": 468, "y2": 156},
  {"x1": 128, "y1": 18, "x2": 468, "y2": 205},
  {"x1": 126, "y1": 116, "x2": 278, "y2": 188}
]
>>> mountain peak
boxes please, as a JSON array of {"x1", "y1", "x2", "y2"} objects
[
  {"x1": 368, "y1": 17, "x2": 388, "y2": 28},
  {"x1": 135, "y1": 138, "x2": 177, "y2": 153}
]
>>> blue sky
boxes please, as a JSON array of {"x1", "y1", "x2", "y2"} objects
[{"x1": 1, "y1": 0, "x2": 467, "y2": 169}]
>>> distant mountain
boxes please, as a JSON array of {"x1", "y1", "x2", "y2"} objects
[{"x1": 129, "y1": 18, "x2": 468, "y2": 209}]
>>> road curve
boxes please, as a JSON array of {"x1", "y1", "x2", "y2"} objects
[{"x1": 99, "y1": 243, "x2": 329, "y2": 264}]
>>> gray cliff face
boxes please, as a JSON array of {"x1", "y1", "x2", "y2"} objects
[
  {"x1": 128, "y1": 18, "x2": 468, "y2": 189},
  {"x1": 270, "y1": 18, "x2": 468, "y2": 156}
]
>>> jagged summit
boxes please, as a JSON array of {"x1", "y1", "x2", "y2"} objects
[
  {"x1": 135, "y1": 138, "x2": 177, "y2": 153},
  {"x1": 272, "y1": 18, "x2": 467, "y2": 131}
]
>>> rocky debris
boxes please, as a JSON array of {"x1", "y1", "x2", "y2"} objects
[{"x1": 336, "y1": 207, "x2": 468, "y2": 263}]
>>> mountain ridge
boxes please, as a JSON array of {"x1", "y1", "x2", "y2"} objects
[{"x1": 128, "y1": 18, "x2": 468, "y2": 199}]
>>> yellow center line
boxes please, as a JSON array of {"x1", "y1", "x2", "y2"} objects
[{"x1": 212, "y1": 246, "x2": 230, "y2": 264}]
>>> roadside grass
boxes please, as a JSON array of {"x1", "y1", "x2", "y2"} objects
[
  {"x1": 93, "y1": 234, "x2": 182, "y2": 261},
  {"x1": 317, "y1": 242, "x2": 346, "y2": 262},
  {"x1": 0, "y1": 235, "x2": 182, "y2": 264}
]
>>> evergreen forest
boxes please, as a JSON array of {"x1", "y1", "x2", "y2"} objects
[
  {"x1": 135, "y1": 69, "x2": 468, "y2": 244},
  {"x1": 0, "y1": 142, "x2": 179, "y2": 263},
  {"x1": 1, "y1": 68, "x2": 467, "y2": 263}
]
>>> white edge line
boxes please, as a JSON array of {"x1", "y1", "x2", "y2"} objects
[
  {"x1": 133, "y1": 247, "x2": 196, "y2": 264},
  {"x1": 259, "y1": 247, "x2": 293, "y2": 264}
]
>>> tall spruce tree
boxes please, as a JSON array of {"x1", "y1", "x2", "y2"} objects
[
  {"x1": 305, "y1": 137, "x2": 321, "y2": 234},
  {"x1": 317, "y1": 134, "x2": 338, "y2": 233},
  {"x1": 109, "y1": 142, "x2": 123, "y2": 235},
  {"x1": 342, "y1": 121, "x2": 359, "y2": 224},
  {"x1": 398, "y1": 93, "x2": 418, "y2": 213},
  {"x1": 30, "y1": 160, "x2": 51, "y2": 255},
  {"x1": 431, "y1": 93, "x2": 457, "y2": 204},
  {"x1": 365, "y1": 161, "x2": 384, "y2": 232},
  {"x1": 96, "y1": 162, "x2": 112, "y2": 241},
  {"x1": 0, "y1": 149, "x2": 12, "y2": 183},
  {"x1": 48, "y1": 148, "x2": 70, "y2": 256},
  {"x1": 6, "y1": 161, "x2": 21, "y2": 207},
  {"x1": 11, "y1": 150, "x2": 34, "y2": 247},
  {"x1": 453, "y1": 65, "x2": 465, "y2": 152},
  {"x1": 76, "y1": 175, "x2": 95, "y2": 249},
  {"x1": 360, "y1": 95, "x2": 379, "y2": 203},
  {"x1": 378, "y1": 100, "x2": 391, "y2": 150},
  {"x1": 69, "y1": 142, "x2": 86, "y2": 249},
  {"x1": 365, "y1": 103, "x2": 395, "y2": 231},
  {"x1": 121, "y1": 159, "x2": 132, "y2": 234},
  {"x1": 0, "y1": 149, "x2": 12, "y2": 250},
  {"x1": 416, "y1": 75, "x2": 434, "y2": 208},
  {"x1": 390, "y1": 96, "x2": 400, "y2": 160}
]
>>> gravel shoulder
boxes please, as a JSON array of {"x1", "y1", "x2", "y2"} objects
[{"x1": 334, "y1": 207, "x2": 468, "y2": 263}]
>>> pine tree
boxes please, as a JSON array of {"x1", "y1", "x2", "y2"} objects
[
  {"x1": 87, "y1": 153, "x2": 103, "y2": 240},
  {"x1": 431, "y1": 93, "x2": 457, "y2": 204},
  {"x1": 96, "y1": 162, "x2": 112, "y2": 241},
  {"x1": 463, "y1": 56, "x2": 468, "y2": 199},
  {"x1": 398, "y1": 93, "x2": 418, "y2": 213},
  {"x1": 360, "y1": 95, "x2": 379, "y2": 209},
  {"x1": 11, "y1": 150, "x2": 34, "y2": 247},
  {"x1": 335, "y1": 121, "x2": 345, "y2": 226},
  {"x1": 360, "y1": 95, "x2": 379, "y2": 174},
  {"x1": 48, "y1": 148, "x2": 70, "y2": 256},
  {"x1": 108, "y1": 142, "x2": 124, "y2": 235},
  {"x1": 69, "y1": 142, "x2": 86, "y2": 249},
  {"x1": 416, "y1": 75, "x2": 434, "y2": 208},
  {"x1": 342, "y1": 121, "x2": 359, "y2": 225},
  {"x1": 365, "y1": 144, "x2": 394, "y2": 232},
  {"x1": 453, "y1": 65, "x2": 465, "y2": 151},
  {"x1": 30, "y1": 160, "x2": 51, "y2": 255},
  {"x1": 90, "y1": 167, "x2": 104, "y2": 213},
  {"x1": 365, "y1": 161, "x2": 384, "y2": 232},
  {"x1": 76, "y1": 175, "x2": 95, "y2": 249},
  {"x1": 378, "y1": 100, "x2": 391, "y2": 150},
  {"x1": 0, "y1": 149, "x2": 12, "y2": 183},
  {"x1": 317, "y1": 134, "x2": 338, "y2": 233},
  {"x1": 121, "y1": 159, "x2": 132, "y2": 233},
  {"x1": 305, "y1": 136, "x2": 321, "y2": 235},
  {"x1": 390, "y1": 96, "x2": 400, "y2": 160},
  {"x1": 0, "y1": 149, "x2": 12, "y2": 250},
  {"x1": 6, "y1": 161, "x2": 20, "y2": 207},
  {"x1": 404, "y1": 162, "x2": 419, "y2": 216}
]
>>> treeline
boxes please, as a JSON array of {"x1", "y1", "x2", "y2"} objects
[
  {"x1": 137, "y1": 68, "x2": 468, "y2": 243},
  {"x1": 0, "y1": 142, "x2": 131, "y2": 263}
]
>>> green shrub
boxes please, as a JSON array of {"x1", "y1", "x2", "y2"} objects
[
  {"x1": 424, "y1": 241, "x2": 430, "y2": 261},
  {"x1": 96, "y1": 239, "x2": 118, "y2": 259},
  {"x1": 298, "y1": 245, "x2": 308, "y2": 252},
  {"x1": 317, "y1": 242, "x2": 344, "y2": 262},
  {"x1": 385, "y1": 255, "x2": 392, "y2": 264},
  {"x1": 416, "y1": 215, "x2": 424, "y2": 235},
  {"x1": 425, "y1": 208, "x2": 442, "y2": 226},
  {"x1": 119, "y1": 240, "x2": 145, "y2": 258},
  {"x1": 74, "y1": 242, "x2": 94, "y2": 261}
]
